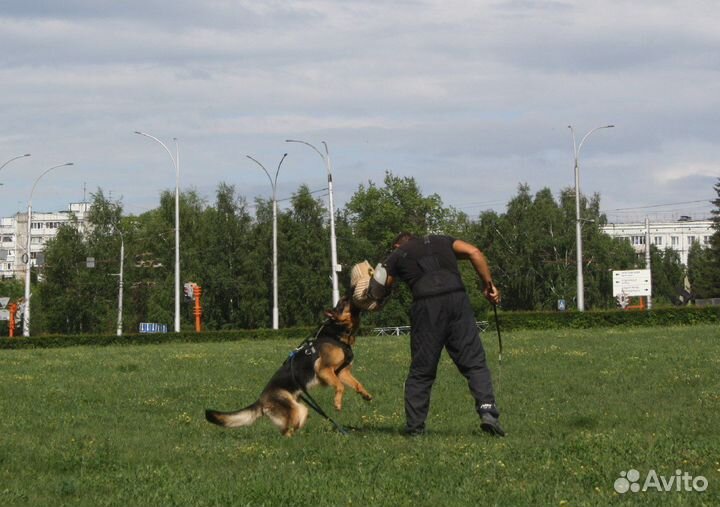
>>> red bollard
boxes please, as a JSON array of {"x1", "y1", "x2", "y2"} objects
[
  {"x1": 8, "y1": 302, "x2": 17, "y2": 337},
  {"x1": 193, "y1": 286, "x2": 202, "y2": 332}
]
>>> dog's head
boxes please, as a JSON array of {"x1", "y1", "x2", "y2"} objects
[{"x1": 323, "y1": 295, "x2": 361, "y2": 342}]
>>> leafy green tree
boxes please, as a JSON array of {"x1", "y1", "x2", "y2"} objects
[
  {"x1": 199, "y1": 183, "x2": 253, "y2": 329},
  {"x1": 84, "y1": 190, "x2": 126, "y2": 331},
  {"x1": 34, "y1": 219, "x2": 94, "y2": 333},
  {"x1": 687, "y1": 179, "x2": 720, "y2": 299},
  {"x1": 344, "y1": 171, "x2": 454, "y2": 260},
  {"x1": 279, "y1": 185, "x2": 333, "y2": 325},
  {"x1": 34, "y1": 190, "x2": 129, "y2": 334},
  {"x1": 688, "y1": 242, "x2": 718, "y2": 298},
  {"x1": 471, "y1": 184, "x2": 635, "y2": 311},
  {"x1": 649, "y1": 246, "x2": 685, "y2": 305}
]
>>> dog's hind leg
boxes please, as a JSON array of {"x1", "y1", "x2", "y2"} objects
[
  {"x1": 290, "y1": 398, "x2": 309, "y2": 434},
  {"x1": 264, "y1": 391, "x2": 305, "y2": 437}
]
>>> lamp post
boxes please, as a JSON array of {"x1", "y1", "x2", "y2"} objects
[
  {"x1": 568, "y1": 124, "x2": 614, "y2": 311},
  {"x1": 23, "y1": 162, "x2": 74, "y2": 337},
  {"x1": 246, "y1": 153, "x2": 288, "y2": 330},
  {"x1": 0, "y1": 153, "x2": 31, "y2": 176},
  {"x1": 114, "y1": 226, "x2": 125, "y2": 337},
  {"x1": 0, "y1": 154, "x2": 31, "y2": 189},
  {"x1": 285, "y1": 139, "x2": 340, "y2": 306},
  {"x1": 135, "y1": 131, "x2": 181, "y2": 332}
]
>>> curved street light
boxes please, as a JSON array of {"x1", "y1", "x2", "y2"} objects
[
  {"x1": 247, "y1": 153, "x2": 288, "y2": 330},
  {"x1": 135, "y1": 131, "x2": 181, "y2": 333},
  {"x1": 568, "y1": 124, "x2": 614, "y2": 312},
  {"x1": 23, "y1": 162, "x2": 74, "y2": 337},
  {"x1": 113, "y1": 225, "x2": 125, "y2": 337},
  {"x1": 285, "y1": 139, "x2": 340, "y2": 306},
  {"x1": 0, "y1": 154, "x2": 31, "y2": 187},
  {"x1": 0, "y1": 153, "x2": 31, "y2": 174}
]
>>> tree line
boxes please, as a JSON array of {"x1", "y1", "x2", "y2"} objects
[{"x1": 1, "y1": 173, "x2": 718, "y2": 335}]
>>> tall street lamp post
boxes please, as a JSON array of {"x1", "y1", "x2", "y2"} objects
[
  {"x1": 285, "y1": 139, "x2": 340, "y2": 306},
  {"x1": 114, "y1": 226, "x2": 125, "y2": 337},
  {"x1": 23, "y1": 162, "x2": 74, "y2": 337},
  {"x1": 0, "y1": 153, "x2": 31, "y2": 177},
  {"x1": 246, "y1": 153, "x2": 288, "y2": 330},
  {"x1": 569, "y1": 124, "x2": 614, "y2": 312},
  {"x1": 0, "y1": 154, "x2": 32, "y2": 189},
  {"x1": 135, "y1": 131, "x2": 181, "y2": 332}
]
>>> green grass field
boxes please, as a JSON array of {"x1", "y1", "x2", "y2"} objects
[{"x1": 1, "y1": 324, "x2": 718, "y2": 507}]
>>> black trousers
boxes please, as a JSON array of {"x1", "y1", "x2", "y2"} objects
[{"x1": 405, "y1": 290, "x2": 498, "y2": 432}]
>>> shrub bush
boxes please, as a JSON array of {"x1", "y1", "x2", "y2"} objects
[
  {"x1": 486, "y1": 306, "x2": 720, "y2": 331},
  {"x1": 1, "y1": 306, "x2": 716, "y2": 349}
]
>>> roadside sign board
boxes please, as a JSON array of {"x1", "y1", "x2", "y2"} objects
[
  {"x1": 613, "y1": 269, "x2": 652, "y2": 297},
  {"x1": 0, "y1": 297, "x2": 9, "y2": 309}
]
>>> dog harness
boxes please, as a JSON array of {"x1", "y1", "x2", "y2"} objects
[
  {"x1": 287, "y1": 321, "x2": 355, "y2": 435},
  {"x1": 288, "y1": 334, "x2": 354, "y2": 375}
]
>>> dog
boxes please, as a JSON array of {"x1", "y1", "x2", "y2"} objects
[{"x1": 205, "y1": 296, "x2": 373, "y2": 436}]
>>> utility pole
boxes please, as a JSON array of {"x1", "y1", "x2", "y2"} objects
[{"x1": 645, "y1": 217, "x2": 652, "y2": 310}]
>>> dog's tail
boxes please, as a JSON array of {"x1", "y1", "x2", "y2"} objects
[{"x1": 205, "y1": 401, "x2": 262, "y2": 428}]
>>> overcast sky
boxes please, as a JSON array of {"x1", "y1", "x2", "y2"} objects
[{"x1": 0, "y1": 0, "x2": 717, "y2": 223}]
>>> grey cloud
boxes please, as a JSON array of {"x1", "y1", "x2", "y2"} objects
[{"x1": 0, "y1": 0, "x2": 718, "y2": 221}]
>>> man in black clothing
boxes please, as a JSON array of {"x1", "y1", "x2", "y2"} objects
[{"x1": 381, "y1": 232, "x2": 504, "y2": 437}]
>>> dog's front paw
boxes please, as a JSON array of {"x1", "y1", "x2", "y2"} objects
[{"x1": 362, "y1": 392, "x2": 373, "y2": 401}]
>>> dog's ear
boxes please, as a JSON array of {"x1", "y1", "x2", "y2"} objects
[{"x1": 324, "y1": 309, "x2": 336, "y2": 319}]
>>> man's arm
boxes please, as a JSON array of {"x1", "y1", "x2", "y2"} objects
[{"x1": 452, "y1": 239, "x2": 501, "y2": 304}]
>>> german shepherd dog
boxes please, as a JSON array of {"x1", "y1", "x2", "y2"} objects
[{"x1": 205, "y1": 297, "x2": 373, "y2": 436}]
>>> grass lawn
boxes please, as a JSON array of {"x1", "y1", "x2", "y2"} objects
[{"x1": 0, "y1": 324, "x2": 718, "y2": 506}]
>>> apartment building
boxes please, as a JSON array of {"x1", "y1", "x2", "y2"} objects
[
  {"x1": 601, "y1": 219, "x2": 713, "y2": 265},
  {"x1": 0, "y1": 202, "x2": 89, "y2": 280}
]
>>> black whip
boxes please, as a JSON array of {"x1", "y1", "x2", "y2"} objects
[
  {"x1": 493, "y1": 303, "x2": 503, "y2": 395},
  {"x1": 493, "y1": 303, "x2": 503, "y2": 365}
]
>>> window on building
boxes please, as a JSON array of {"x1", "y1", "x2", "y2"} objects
[
  {"x1": 671, "y1": 236, "x2": 679, "y2": 246},
  {"x1": 688, "y1": 236, "x2": 696, "y2": 245},
  {"x1": 704, "y1": 236, "x2": 711, "y2": 245},
  {"x1": 31, "y1": 222, "x2": 43, "y2": 229},
  {"x1": 1, "y1": 236, "x2": 12, "y2": 243},
  {"x1": 653, "y1": 236, "x2": 663, "y2": 246},
  {"x1": 631, "y1": 236, "x2": 646, "y2": 245}
]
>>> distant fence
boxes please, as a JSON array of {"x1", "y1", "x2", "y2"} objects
[
  {"x1": 696, "y1": 298, "x2": 720, "y2": 307},
  {"x1": 371, "y1": 321, "x2": 489, "y2": 336},
  {"x1": 139, "y1": 323, "x2": 168, "y2": 333}
]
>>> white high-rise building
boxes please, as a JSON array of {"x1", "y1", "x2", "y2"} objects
[
  {"x1": 0, "y1": 202, "x2": 89, "y2": 280},
  {"x1": 601, "y1": 219, "x2": 713, "y2": 266}
]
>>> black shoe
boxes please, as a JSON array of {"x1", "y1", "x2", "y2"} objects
[
  {"x1": 403, "y1": 427, "x2": 426, "y2": 437},
  {"x1": 480, "y1": 413, "x2": 506, "y2": 437}
]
